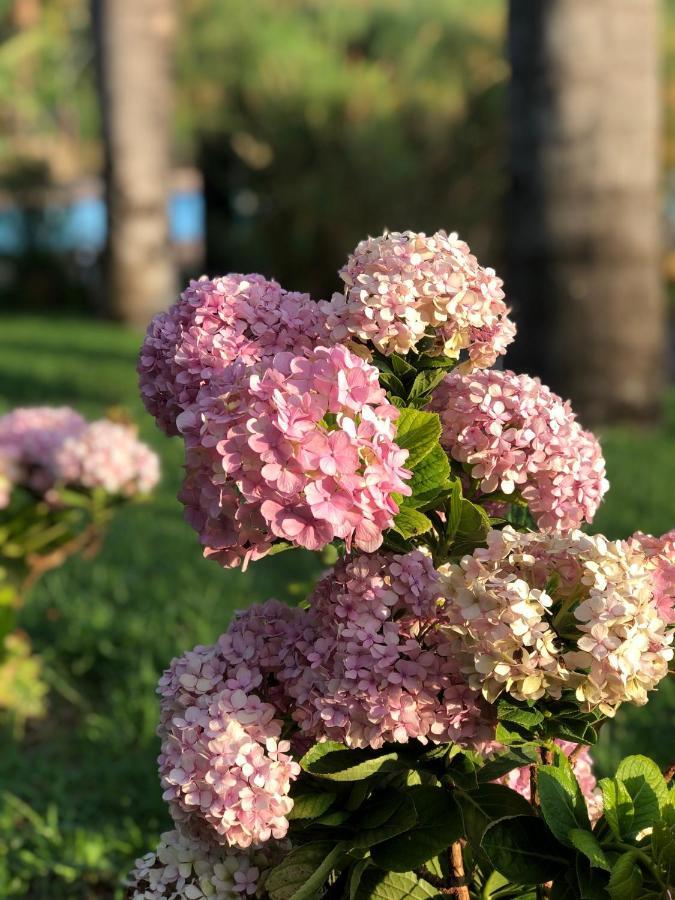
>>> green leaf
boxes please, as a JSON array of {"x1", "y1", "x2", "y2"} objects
[
  {"x1": 496, "y1": 698, "x2": 545, "y2": 729},
  {"x1": 547, "y1": 717, "x2": 597, "y2": 745},
  {"x1": 392, "y1": 507, "x2": 433, "y2": 539},
  {"x1": 457, "y1": 783, "x2": 533, "y2": 850},
  {"x1": 538, "y1": 765, "x2": 590, "y2": 845},
  {"x1": 569, "y1": 829, "x2": 611, "y2": 871},
  {"x1": 390, "y1": 354, "x2": 417, "y2": 379},
  {"x1": 477, "y1": 748, "x2": 539, "y2": 783},
  {"x1": 481, "y1": 815, "x2": 569, "y2": 885},
  {"x1": 494, "y1": 721, "x2": 532, "y2": 746},
  {"x1": 599, "y1": 778, "x2": 635, "y2": 842},
  {"x1": 371, "y1": 786, "x2": 463, "y2": 871},
  {"x1": 615, "y1": 755, "x2": 668, "y2": 838},
  {"x1": 415, "y1": 352, "x2": 456, "y2": 371},
  {"x1": 575, "y1": 858, "x2": 611, "y2": 900},
  {"x1": 378, "y1": 371, "x2": 407, "y2": 398},
  {"x1": 407, "y1": 369, "x2": 448, "y2": 405},
  {"x1": 444, "y1": 475, "x2": 463, "y2": 533},
  {"x1": 651, "y1": 804, "x2": 675, "y2": 879},
  {"x1": 606, "y1": 852, "x2": 643, "y2": 900},
  {"x1": 300, "y1": 742, "x2": 405, "y2": 782},
  {"x1": 266, "y1": 841, "x2": 345, "y2": 900},
  {"x1": 354, "y1": 868, "x2": 442, "y2": 899},
  {"x1": 351, "y1": 790, "x2": 418, "y2": 848},
  {"x1": 402, "y1": 446, "x2": 452, "y2": 509},
  {"x1": 394, "y1": 408, "x2": 442, "y2": 469},
  {"x1": 287, "y1": 788, "x2": 337, "y2": 821},
  {"x1": 349, "y1": 860, "x2": 371, "y2": 900},
  {"x1": 451, "y1": 499, "x2": 491, "y2": 553}
]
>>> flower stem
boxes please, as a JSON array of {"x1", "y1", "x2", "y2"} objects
[{"x1": 446, "y1": 841, "x2": 470, "y2": 898}]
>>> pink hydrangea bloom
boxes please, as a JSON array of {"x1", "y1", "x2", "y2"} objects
[
  {"x1": 497, "y1": 740, "x2": 602, "y2": 822},
  {"x1": 289, "y1": 551, "x2": 494, "y2": 750},
  {"x1": 0, "y1": 406, "x2": 86, "y2": 492},
  {"x1": 429, "y1": 369, "x2": 609, "y2": 531},
  {"x1": 440, "y1": 527, "x2": 673, "y2": 716},
  {"x1": 177, "y1": 345, "x2": 411, "y2": 568},
  {"x1": 630, "y1": 530, "x2": 675, "y2": 625},
  {"x1": 125, "y1": 828, "x2": 279, "y2": 899},
  {"x1": 54, "y1": 420, "x2": 160, "y2": 497},
  {"x1": 157, "y1": 601, "x2": 306, "y2": 849},
  {"x1": 322, "y1": 230, "x2": 515, "y2": 365},
  {"x1": 138, "y1": 274, "x2": 328, "y2": 436}
]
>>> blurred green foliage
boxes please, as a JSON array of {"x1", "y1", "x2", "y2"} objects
[
  {"x1": 0, "y1": 315, "x2": 672, "y2": 896},
  {"x1": 185, "y1": 0, "x2": 507, "y2": 295}
]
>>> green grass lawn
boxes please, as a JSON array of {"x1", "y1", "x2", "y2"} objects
[{"x1": 0, "y1": 315, "x2": 673, "y2": 898}]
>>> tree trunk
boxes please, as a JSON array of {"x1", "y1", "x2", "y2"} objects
[
  {"x1": 506, "y1": 0, "x2": 666, "y2": 425},
  {"x1": 92, "y1": 0, "x2": 176, "y2": 328}
]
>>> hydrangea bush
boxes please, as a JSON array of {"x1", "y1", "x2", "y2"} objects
[
  {"x1": 131, "y1": 230, "x2": 675, "y2": 899},
  {"x1": 0, "y1": 407, "x2": 159, "y2": 726}
]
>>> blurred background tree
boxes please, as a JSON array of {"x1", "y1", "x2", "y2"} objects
[
  {"x1": 507, "y1": 0, "x2": 666, "y2": 425},
  {"x1": 91, "y1": 0, "x2": 176, "y2": 326}
]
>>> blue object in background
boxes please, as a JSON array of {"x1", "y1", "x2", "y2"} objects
[{"x1": 0, "y1": 189, "x2": 204, "y2": 254}]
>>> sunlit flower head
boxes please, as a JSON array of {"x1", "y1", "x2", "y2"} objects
[
  {"x1": 439, "y1": 527, "x2": 673, "y2": 716},
  {"x1": 322, "y1": 230, "x2": 515, "y2": 365}
]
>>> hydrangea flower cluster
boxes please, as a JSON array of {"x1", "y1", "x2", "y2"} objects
[
  {"x1": 125, "y1": 828, "x2": 278, "y2": 899},
  {"x1": 0, "y1": 406, "x2": 159, "y2": 500},
  {"x1": 138, "y1": 274, "x2": 329, "y2": 436},
  {"x1": 429, "y1": 369, "x2": 609, "y2": 531},
  {"x1": 322, "y1": 230, "x2": 516, "y2": 365},
  {"x1": 630, "y1": 529, "x2": 675, "y2": 625},
  {"x1": 440, "y1": 527, "x2": 673, "y2": 715},
  {"x1": 496, "y1": 740, "x2": 603, "y2": 822},
  {"x1": 133, "y1": 232, "x2": 675, "y2": 898},
  {"x1": 177, "y1": 345, "x2": 411, "y2": 568},
  {"x1": 54, "y1": 420, "x2": 160, "y2": 497},
  {"x1": 0, "y1": 406, "x2": 87, "y2": 492},
  {"x1": 157, "y1": 601, "x2": 306, "y2": 849},
  {"x1": 291, "y1": 551, "x2": 493, "y2": 749}
]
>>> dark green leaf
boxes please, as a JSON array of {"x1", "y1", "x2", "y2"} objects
[
  {"x1": 496, "y1": 699, "x2": 544, "y2": 729},
  {"x1": 300, "y1": 742, "x2": 405, "y2": 782},
  {"x1": 288, "y1": 788, "x2": 337, "y2": 821},
  {"x1": 615, "y1": 755, "x2": 667, "y2": 838},
  {"x1": 481, "y1": 815, "x2": 569, "y2": 885},
  {"x1": 390, "y1": 354, "x2": 417, "y2": 379},
  {"x1": 378, "y1": 371, "x2": 407, "y2": 398},
  {"x1": 371, "y1": 786, "x2": 463, "y2": 871},
  {"x1": 266, "y1": 841, "x2": 344, "y2": 900},
  {"x1": 538, "y1": 765, "x2": 590, "y2": 845},
  {"x1": 354, "y1": 868, "x2": 442, "y2": 899},
  {"x1": 457, "y1": 783, "x2": 533, "y2": 850},
  {"x1": 349, "y1": 860, "x2": 371, "y2": 900},
  {"x1": 394, "y1": 408, "x2": 442, "y2": 469},
  {"x1": 575, "y1": 857, "x2": 611, "y2": 900},
  {"x1": 350, "y1": 790, "x2": 418, "y2": 848},
  {"x1": 477, "y1": 748, "x2": 539, "y2": 783},
  {"x1": 606, "y1": 852, "x2": 642, "y2": 900},
  {"x1": 598, "y1": 778, "x2": 635, "y2": 842},
  {"x1": 569, "y1": 829, "x2": 610, "y2": 871}
]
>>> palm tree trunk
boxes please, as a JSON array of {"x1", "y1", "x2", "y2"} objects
[
  {"x1": 506, "y1": 0, "x2": 666, "y2": 424},
  {"x1": 92, "y1": 0, "x2": 176, "y2": 328}
]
